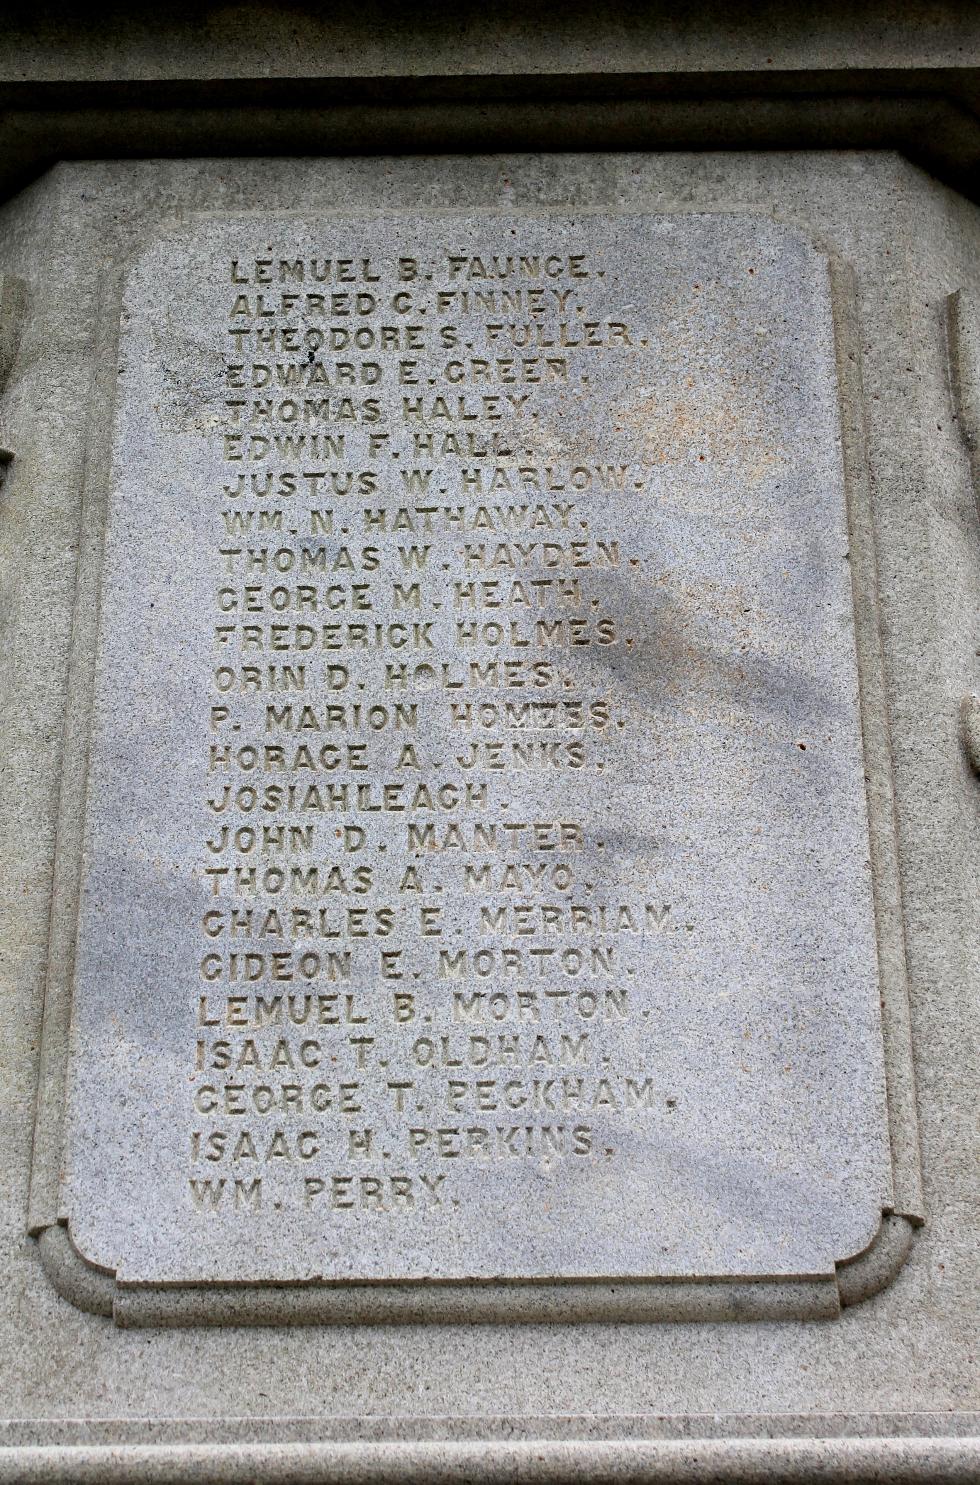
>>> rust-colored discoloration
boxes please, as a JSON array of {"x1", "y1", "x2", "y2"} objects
[{"x1": 619, "y1": 381, "x2": 785, "y2": 485}]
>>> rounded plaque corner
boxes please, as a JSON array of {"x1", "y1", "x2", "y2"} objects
[
  {"x1": 959, "y1": 693, "x2": 980, "y2": 773},
  {"x1": 35, "y1": 1222, "x2": 116, "y2": 1318},
  {"x1": 834, "y1": 1210, "x2": 918, "y2": 1309}
]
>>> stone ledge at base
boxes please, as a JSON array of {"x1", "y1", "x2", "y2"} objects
[
  {"x1": 1, "y1": 1435, "x2": 978, "y2": 1484},
  {"x1": 33, "y1": 1212, "x2": 919, "y2": 1326}
]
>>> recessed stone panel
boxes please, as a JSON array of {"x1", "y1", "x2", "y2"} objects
[{"x1": 62, "y1": 213, "x2": 891, "y2": 1289}]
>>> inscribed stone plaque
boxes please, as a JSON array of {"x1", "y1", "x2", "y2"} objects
[{"x1": 61, "y1": 213, "x2": 892, "y2": 1294}]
